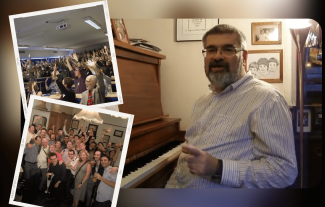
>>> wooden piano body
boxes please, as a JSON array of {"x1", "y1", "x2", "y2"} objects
[{"x1": 114, "y1": 40, "x2": 184, "y2": 188}]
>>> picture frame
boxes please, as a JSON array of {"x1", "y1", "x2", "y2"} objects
[
  {"x1": 113, "y1": 129, "x2": 124, "y2": 137},
  {"x1": 111, "y1": 142, "x2": 116, "y2": 148},
  {"x1": 176, "y1": 19, "x2": 219, "y2": 42},
  {"x1": 71, "y1": 119, "x2": 79, "y2": 129},
  {"x1": 32, "y1": 115, "x2": 47, "y2": 128},
  {"x1": 88, "y1": 124, "x2": 98, "y2": 134},
  {"x1": 297, "y1": 109, "x2": 311, "y2": 132},
  {"x1": 251, "y1": 22, "x2": 282, "y2": 45},
  {"x1": 103, "y1": 135, "x2": 110, "y2": 146},
  {"x1": 111, "y1": 19, "x2": 129, "y2": 44},
  {"x1": 247, "y1": 49, "x2": 283, "y2": 83}
]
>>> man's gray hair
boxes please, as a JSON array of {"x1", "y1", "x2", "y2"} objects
[
  {"x1": 202, "y1": 24, "x2": 247, "y2": 50},
  {"x1": 87, "y1": 75, "x2": 97, "y2": 85}
]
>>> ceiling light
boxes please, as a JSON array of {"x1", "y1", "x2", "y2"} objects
[
  {"x1": 73, "y1": 109, "x2": 103, "y2": 124},
  {"x1": 105, "y1": 32, "x2": 108, "y2": 36},
  {"x1": 44, "y1": 46, "x2": 59, "y2": 50},
  {"x1": 84, "y1": 16, "x2": 101, "y2": 29},
  {"x1": 18, "y1": 45, "x2": 29, "y2": 48}
]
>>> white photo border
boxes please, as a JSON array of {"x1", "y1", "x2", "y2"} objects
[
  {"x1": 9, "y1": 0, "x2": 123, "y2": 117},
  {"x1": 9, "y1": 95, "x2": 134, "y2": 207}
]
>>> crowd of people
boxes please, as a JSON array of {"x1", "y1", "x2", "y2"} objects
[
  {"x1": 22, "y1": 45, "x2": 115, "y2": 105},
  {"x1": 19, "y1": 116, "x2": 122, "y2": 207}
]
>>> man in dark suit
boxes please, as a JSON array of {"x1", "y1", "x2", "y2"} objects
[{"x1": 46, "y1": 153, "x2": 67, "y2": 205}]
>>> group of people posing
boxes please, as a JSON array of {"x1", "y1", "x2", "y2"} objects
[
  {"x1": 23, "y1": 45, "x2": 114, "y2": 105},
  {"x1": 21, "y1": 117, "x2": 121, "y2": 207}
]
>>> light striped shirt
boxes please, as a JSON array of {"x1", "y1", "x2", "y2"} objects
[{"x1": 166, "y1": 74, "x2": 297, "y2": 188}]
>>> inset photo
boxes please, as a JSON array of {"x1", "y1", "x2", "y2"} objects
[
  {"x1": 9, "y1": 1, "x2": 123, "y2": 117},
  {"x1": 9, "y1": 96, "x2": 134, "y2": 207}
]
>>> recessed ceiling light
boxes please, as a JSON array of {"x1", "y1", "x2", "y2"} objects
[
  {"x1": 44, "y1": 46, "x2": 59, "y2": 50},
  {"x1": 84, "y1": 16, "x2": 101, "y2": 29},
  {"x1": 18, "y1": 45, "x2": 29, "y2": 48}
]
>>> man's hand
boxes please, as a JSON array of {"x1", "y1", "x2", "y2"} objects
[
  {"x1": 59, "y1": 160, "x2": 63, "y2": 165},
  {"x1": 77, "y1": 183, "x2": 82, "y2": 189},
  {"x1": 94, "y1": 172, "x2": 102, "y2": 181},
  {"x1": 109, "y1": 167, "x2": 118, "y2": 174},
  {"x1": 46, "y1": 172, "x2": 52, "y2": 178},
  {"x1": 73, "y1": 53, "x2": 78, "y2": 62},
  {"x1": 27, "y1": 143, "x2": 33, "y2": 149},
  {"x1": 54, "y1": 182, "x2": 59, "y2": 188},
  {"x1": 182, "y1": 144, "x2": 219, "y2": 177}
]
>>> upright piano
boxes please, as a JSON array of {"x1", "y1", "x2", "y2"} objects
[{"x1": 114, "y1": 40, "x2": 184, "y2": 188}]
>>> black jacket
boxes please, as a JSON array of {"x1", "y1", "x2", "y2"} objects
[{"x1": 56, "y1": 74, "x2": 76, "y2": 103}]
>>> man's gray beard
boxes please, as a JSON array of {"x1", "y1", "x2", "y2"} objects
[{"x1": 209, "y1": 59, "x2": 242, "y2": 89}]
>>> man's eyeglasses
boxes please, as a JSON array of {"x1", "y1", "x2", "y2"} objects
[{"x1": 202, "y1": 45, "x2": 244, "y2": 58}]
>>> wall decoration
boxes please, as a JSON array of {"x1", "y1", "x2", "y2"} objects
[
  {"x1": 111, "y1": 19, "x2": 129, "y2": 44},
  {"x1": 297, "y1": 109, "x2": 312, "y2": 132},
  {"x1": 247, "y1": 49, "x2": 283, "y2": 83},
  {"x1": 251, "y1": 22, "x2": 282, "y2": 45},
  {"x1": 71, "y1": 119, "x2": 79, "y2": 129},
  {"x1": 176, "y1": 19, "x2": 219, "y2": 42},
  {"x1": 113, "y1": 129, "x2": 124, "y2": 137},
  {"x1": 88, "y1": 124, "x2": 98, "y2": 134}
]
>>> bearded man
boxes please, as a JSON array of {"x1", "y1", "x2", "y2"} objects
[{"x1": 165, "y1": 24, "x2": 297, "y2": 189}]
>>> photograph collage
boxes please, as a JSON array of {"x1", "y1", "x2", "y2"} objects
[{"x1": 3, "y1": 1, "x2": 322, "y2": 207}]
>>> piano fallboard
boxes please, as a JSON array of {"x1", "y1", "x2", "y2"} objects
[{"x1": 126, "y1": 118, "x2": 181, "y2": 164}]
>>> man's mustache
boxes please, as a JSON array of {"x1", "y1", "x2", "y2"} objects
[{"x1": 209, "y1": 60, "x2": 229, "y2": 72}]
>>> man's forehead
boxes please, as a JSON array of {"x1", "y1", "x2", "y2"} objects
[{"x1": 205, "y1": 33, "x2": 239, "y2": 47}]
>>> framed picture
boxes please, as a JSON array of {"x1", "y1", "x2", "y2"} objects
[
  {"x1": 71, "y1": 120, "x2": 79, "y2": 129},
  {"x1": 111, "y1": 142, "x2": 116, "y2": 148},
  {"x1": 88, "y1": 124, "x2": 98, "y2": 134},
  {"x1": 32, "y1": 115, "x2": 47, "y2": 128},
  {"x1": 251, "y1": 22, "x2": 282, "y2": 45},
  {"x1": 297, "y1": 109, "x2": 311, "y2": 132},
  {"x1": 102, "y1": 135, "x2": 110, "y2": 146},
  {"x1": 176, "y1": 19, "x2": 219, "y2": 42},
  {"x1": 111, "y1": 19, "x2": 129, "y2": 44},
  {"x1": 113, "y1": 129, "x2": 124, "y2": 137},
  {"x1": 247, "y1": 49, "x2": 283, "y2": 83}
]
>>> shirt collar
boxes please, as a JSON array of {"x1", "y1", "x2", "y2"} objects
[{"x1": 208, "y1": 73, "x2": 253, "y2": 95}]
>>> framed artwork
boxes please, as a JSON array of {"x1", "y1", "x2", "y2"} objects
[
  {"x1": 111, "y1": 142, "x2": 116, "y2": 148},
  {"x1": 32, "y1": 115, "x2": 47, "y2": 128},
  {"x1": 102, "y1": 135, "x2": 110, "y2": 146},
  {"x1": 297, "y1": 109, "x2": 311, "y2": 132},
  {"x1": 111, "y1": 19, "x2": 129, "y2": 44},
  {"x1": 251, "y1": 22, "x2": 282, "y2": 45},
  {"x1": 71, "y1": 120, "x2": 79, "y2": 129},
  {"x1": 176, "y1": 19, "x2": 219, "y2": 42},
  {"x1": 247, "y1": 49, "x2": 283, "y2": 83},
  {"x1": 88, "y1": 124, "x2": 98, "y2": 134},
  {"x1": 113, "y1": 129, "x2": 124, "y2": 137}
]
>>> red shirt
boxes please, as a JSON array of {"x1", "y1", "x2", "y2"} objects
[
  {"x1": 48, "y1": 152, "x2": 64, "y2": 168},
  {"x1": 87, "y1": 91, "x2": 94, "y2": 105}
]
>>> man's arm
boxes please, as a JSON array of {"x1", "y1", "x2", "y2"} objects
[
  {"x1": 96, "y1": 172, "x2": 116, "y2": 188},
  {"x1": 183, "y1": 96, "x2": 297, "y2": 188}
]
